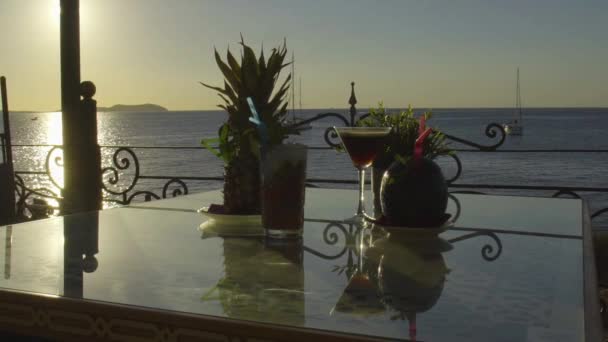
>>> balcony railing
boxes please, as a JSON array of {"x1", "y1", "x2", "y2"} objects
[{"x1": 11, "y1": 111, "x2": 608, "y2": 228}]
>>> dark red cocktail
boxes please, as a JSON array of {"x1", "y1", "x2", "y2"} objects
[
  {"x1": 334, "y1": 127, "x2": 391, "y2": 220},
  {"x1": 339, "y1": 130, "x2": 390, "y2": 169},
  {"x1": 261, "y1": 144, "x2": 308, "y2": 238}
]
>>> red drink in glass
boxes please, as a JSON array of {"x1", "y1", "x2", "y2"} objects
[
  {"x1": 261, "y1": 144, "x2": 308, "y2": 238},
  {"x1": 334, "y1": 127, "x2": 391, "y2": 221},
  {"x1": 339, "y1": 131, "x2": 389, "y2": 168}
]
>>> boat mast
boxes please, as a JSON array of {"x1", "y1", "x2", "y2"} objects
[
  {"x1": 299, "y1": 77, "x2": 302, "y2": 115},
  {"x1": 291, "y1": 52, "x2": 296, "y2": 119},
  {"x1": 516, "y1": 67, "x2": 522, "y2": 123}
]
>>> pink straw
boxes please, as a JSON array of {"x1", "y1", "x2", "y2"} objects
[
  {"x1": 414, "y1": 127, "x2": 432, "y2": 160},
  {"x1": 418, "y1": 116, "x2": 426, "y2": 136},
  {"x1": 409, "y1": 314, "x2": 417, "y2": 342}
]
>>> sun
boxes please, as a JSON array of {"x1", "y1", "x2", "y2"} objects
[
  {"x1": 49, "y1": 1, "x2": 97, "y2": 35},
  {"x1": 52, "y1": 2, "x2": 61, "y2": 18}
]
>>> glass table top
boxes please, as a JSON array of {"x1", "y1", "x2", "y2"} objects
[{"x1": 0, "y1": 189, "x2": 585, "y2": 341}]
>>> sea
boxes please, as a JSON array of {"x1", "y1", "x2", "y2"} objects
[{"x1": 7, "y1": 108, "x2": 608, "y2": 228}]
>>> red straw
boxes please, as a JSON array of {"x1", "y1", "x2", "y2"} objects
[
  {"x1": 418, "y1": 116, "x2": 426, "y2": 136},
  {"x1": 414, "y1": 127, "x2": 432, "y2": 160},
  {"x1": 409, "y1": 315, "x2": 417, "y2": 342}
]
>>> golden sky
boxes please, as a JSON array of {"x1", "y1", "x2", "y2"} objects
[{"x1": 1, "y1": 0, "x2": 607, "y2": 111}]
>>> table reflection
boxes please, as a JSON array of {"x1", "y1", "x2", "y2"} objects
[
  {"x1": 4, "y1": 225, "x2": 11, "y2": 279},
  {"x1": 331, "y1": 225, "x2": 452, "y2": 341},
  {"x1": 202, "y1": 237, "x2": 305, "y2": 326},
  {"x1": 63, "y1": 212, "x2": 99, "y2": 297}
]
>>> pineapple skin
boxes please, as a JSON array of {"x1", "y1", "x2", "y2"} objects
[{"x1": 223, "y1": 150, "x2": 261, "y2": 215}]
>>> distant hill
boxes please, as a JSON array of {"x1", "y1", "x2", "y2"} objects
[{"x1": 98, "y1": 104, "x2": 168, "y2": 112}]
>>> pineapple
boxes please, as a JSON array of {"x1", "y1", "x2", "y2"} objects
[
  {"x1": 201, "y1": 37, "x2": 297, "y2": 214},
  {"x1": 222, "y1": 146, "x2": 260, "y2": 214}
]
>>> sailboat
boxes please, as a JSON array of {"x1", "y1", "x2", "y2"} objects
[
  {"x1": 289, "y1": 54, "x2": 312, "y2": 131},
  {"x1": 503, "y1": 68, "x2": 524, "y2": 136}
]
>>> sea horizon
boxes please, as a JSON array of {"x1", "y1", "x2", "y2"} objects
[{"x1": 9, "y1": 106, "x2": 608, "y2": 114}]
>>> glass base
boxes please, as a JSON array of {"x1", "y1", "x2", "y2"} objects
[
  {"x1": 343, "y1": 214, "x2": 363, "y2": 223},
  {"x1": 343, "y1": 214, "x2": 371, "y2": 227},
  {"x1": 344, "y1": 213, "x2": 377, "y2": 228},
  {"x1": 265, "y1": 228, "x2": 303, "y2": 239}
]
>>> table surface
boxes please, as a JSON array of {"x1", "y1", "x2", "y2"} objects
[{"x1": 0, "y1": 188, "x2": 598, "y2": 341}]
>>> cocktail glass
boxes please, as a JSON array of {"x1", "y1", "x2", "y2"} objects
[{"x1": 334, "y1": 127, "x2": 391, "y2": 222}]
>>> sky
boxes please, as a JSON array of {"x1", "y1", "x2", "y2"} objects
[{"x1": 1, "y1": 0, "x2": 607, "y2": 111}]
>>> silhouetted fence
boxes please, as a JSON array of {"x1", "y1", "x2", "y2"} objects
[{"x1": 12, "y1": 139, "x2": 608, "y2": 227}]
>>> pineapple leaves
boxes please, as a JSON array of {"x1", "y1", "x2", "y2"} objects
[
  {"x1": 258, "y1": 49, "x2": 267, "y2": 75},
  {"x1": 222, "y1": 81, "x2": 238, "y2": 106},
  {"x1": 199, "y1": 81, "x2": 226, "y2": 95},
  {"x1": 200, "y1": 37, "x2": 295, "y2": 163},
  {"x1": 217, "y1": 123, "x2": 236, "y2": 164},
  {"x1": 226, "y1": 49, "x2": 241, "y2": 76},
  {"x1": 214, "y1": 49, "x2": 240, "y2": 92},
  {"x1": 200, "y1": 137, "x2": 222, "y2": 159}
]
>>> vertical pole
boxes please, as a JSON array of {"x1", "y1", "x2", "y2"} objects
[
  {"x1": 1, "y1": 76, "x2": 16, "y2": 225},
  {"x1": 60, "y1": 0, "x2": 81, "y2": 214},
  {"x1": 80, "y1": 81, "x2": 102, "y2": 211},
  {"x1": 63, "y1": 211, "x2": 99, "y2": 298},
  {"x1": 1, "y1": 77, "x2": 14, "y2": 168},
  {"x1": 61, "y1": 1, "x2": 101, "y2": 214},
  {"x1": 349, "y1": 82, "x2": 357, "y2": 126}
]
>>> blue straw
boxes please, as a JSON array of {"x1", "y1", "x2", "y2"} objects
[{"x1": 247, "y1": 97, "x2": 269, "y2": 150}]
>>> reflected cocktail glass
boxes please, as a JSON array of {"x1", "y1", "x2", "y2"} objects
[{"x1": 334, "y1": 127, "x2": 391, "y2": 222}]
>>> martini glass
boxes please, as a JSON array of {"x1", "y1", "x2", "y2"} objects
[{"x1": 334, "y1": 127, "x2": 391, "y2": 222}]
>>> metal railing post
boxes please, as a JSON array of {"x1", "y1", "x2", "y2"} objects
[
  {"x1": 59, "y1": 0, "x2": 102, "y2": 214},
  {"x1": 348, "y1": 82, "x2": 357, "y2": 126},
  {"x1": 59, "y1": 0, "x2": 81, "y2": 214},
  {"x1": 0, "y1": 76, "x2": 16, "y2": 225},
  {"x1": 80, "y1": 81, "x2": 102, "y2": 211}
]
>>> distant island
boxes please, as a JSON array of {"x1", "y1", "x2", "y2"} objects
[{"x1": 98, "y1": 104, "x2": 168, "y2": 112}]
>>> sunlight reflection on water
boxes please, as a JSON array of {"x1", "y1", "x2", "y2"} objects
[{"x1": 13, "y1": 112, "x2": 131, "y2": 209}]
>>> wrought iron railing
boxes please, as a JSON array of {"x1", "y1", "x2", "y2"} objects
[
  {"x1": 8, "y1": 82, "x2": 608, "y2": 225},
  {"x1": 12, "y1": 126, "x2": 608, "y2": 226}
]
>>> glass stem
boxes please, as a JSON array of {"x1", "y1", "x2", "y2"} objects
[{"x1": 356, "y1": 168, "x2": 366, "y2": 217}]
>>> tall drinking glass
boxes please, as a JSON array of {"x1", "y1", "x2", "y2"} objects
[{"x1": 334, "y1": 127, "x2": 391, "y2": 222}]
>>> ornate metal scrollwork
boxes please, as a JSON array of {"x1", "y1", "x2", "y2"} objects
[
  {"x1": 22, "y1": 146, "x2": 191, "y2": 207},
  {"x1": 303, "y1": 222, "x2": 352, "y2": 260},
  {"x1": 288, "y1": 113, "x2": 350, "y2": 148},
  {"x1": 448, "y1": 231, "x2": 503, "y2": 261},
  {"x1": 45, "y1": 145, "x2": 65, "y2": 190},
  {"x1": 448, "y1": 194, "x2": 462, "y2": 222},
  {"x1": 122, "y1": 178, "x2": 190, "y2": 204},
  {"x1": 593, "y1": 208, "x2": 608, "y2": 220},
  {"x1": 442, "y1": 123, "x2": 506, "y2": 152},
  {"x1": 550, "y1": 190, "x2": 608, "y2": 222},
  {"x1": 162, "y1": 178, "x2": 189, "y2": 198},
  {"x1": 124, "y1": 191, "x2": 161, "y2": 204},
  {"x1": 14, "y1": 174, "x2": 61, "y2": 219},
  {"x1": 100, "y1": 148, "x2": 190, "y2": 205},
  {"x1": 324, "y1": 126, "x2": 341, "y2": 148},
  {"x1": 552, "y1": 190, "x2": 582, "y2": 199},
  {"x1": 437, "y1": 153, "x2": 463, "y2": 184},
  {"x1": 101, "y1": 147, "x2": 140, "y2": 198}
]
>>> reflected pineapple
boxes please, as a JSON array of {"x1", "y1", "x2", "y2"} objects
[{"x1": 214, "y1": 238, "x2": 305, "y2": 326}]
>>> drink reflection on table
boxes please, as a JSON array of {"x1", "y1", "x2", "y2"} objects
[
  {"x1": 4, "y1": 226, "x2": 11, "y2": 279},
  {"x1": 63, "y1": 212, "x2": 99, "y2": 298},
  {"x1": 204, "y1": 237, "x2": 305, "y2": 326},
  {"x1": 332, "y1": 225, "x2": 451, "y2": 342}
]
